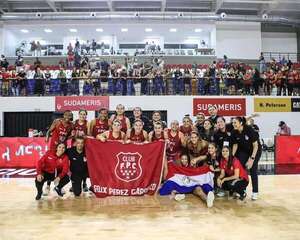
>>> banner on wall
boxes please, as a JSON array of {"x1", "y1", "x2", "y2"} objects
[
  {"x1": 291, "y1": 98, "x2": 300, "y2": 112},
  {"x1": 275, "y1": 136, "x2": 300, "y2": 174},
  {"x1": 55, "y1": 96, "x2": 109, "y2": 111},
  {"x1": 254, "y1": 98, "x2": 291, "y2": 112},
  {"x1": 0, "y1": 137, "x2": 48, "y2": 169},
  {"x1": 85, "y1": 139, "x2": 165, "y2": 197},
  {"x1": 193, "y1": 98, "x2": 246, "y2": 116}
]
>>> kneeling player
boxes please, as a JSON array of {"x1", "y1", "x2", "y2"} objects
[
  {"x1": 67, "y1": 137, "x2": 89, "y2": 197},
  {"x1": 35, "y1": 143, "x2": 70, "y2": 200}
]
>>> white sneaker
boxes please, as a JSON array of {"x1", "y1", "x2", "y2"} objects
[
  {"x1": 206, "y1": 191, "x2": 215, "y2": 208},
  {"x1": 42, "y1": 185, "x2": 50, "y2": 196},
  {"x1": 251, "y1": 192, "x2": 259, "y2": 201},
  {"x1": 174, "y1": 194, "x2": 185, "y2": 201},
  {"x1": 216, "y1": 190, "x2": 225, "y2": 197}
]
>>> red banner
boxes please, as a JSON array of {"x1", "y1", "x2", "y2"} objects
[
  {"x1": 55, "y1": 96, "x2": 109, "y2": 111},
  {"x1": 193, "y1": 98, "x2": 246, "y2": 116},
  {"x1": 85, "y1": 139, "x2": 165, "y2": 197},
  {"x1": 0, "y1": 137, "x2": 48, "y2": 168},
  {"x1": 275, "y1": 136, "x2": 300, "y2": 174}
]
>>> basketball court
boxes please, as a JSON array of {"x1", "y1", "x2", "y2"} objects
[{"x1": 1, "y1": 175, "x2": 300, "y2": 240}]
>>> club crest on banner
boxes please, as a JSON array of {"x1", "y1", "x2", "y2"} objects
[{"x1": 114, "y1": 152, "x2": 142, "y2": 182}]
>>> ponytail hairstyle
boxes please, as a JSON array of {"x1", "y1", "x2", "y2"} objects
[{"x1": 234, "y1": 116, "x2": 246, "y2": 126}]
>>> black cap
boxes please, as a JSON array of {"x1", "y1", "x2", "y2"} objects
[{"x1": 279, "y1": 121, "x2": 285, "y2": 127}]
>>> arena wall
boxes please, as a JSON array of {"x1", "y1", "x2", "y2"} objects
[{"x1": 0, "y1": 96, "x2": 299, "y2": 139}]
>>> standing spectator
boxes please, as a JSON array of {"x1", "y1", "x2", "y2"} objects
[
  {"x1": 36, "y1": 41, "x2": 42, "y2": 56},
  {"x1": 17, "y1": 68, "x2": 27, "y2": 96},
  {"x1": 243, "y1": 69, "x2": 252, "y2": 95},
  {"x1": 253, "y1": 68, "x2": 263, "y2": 95},
  {"x1": 183, "y1": 69, "x2": 191, "y2": 95},
  {"x1": 44, "y1": 68, "x2": 51, "y2": 95},
  {"x1": 173, "y1": 67, "x2": 183, "y2": 95},
  {"x1": 34, "y1": 57, "x2": 42, "y2": 69},
  {"x1": 15, "y1": 55, "x2": 24, "y2": 72},
  {"x1": 1, "y1": 67, "x2": 10, "y2": 96},
  {"x1": 153, "y1": 70, "x2": 164, "y2": 95},
  {"x1": 71, "y1": 67, "x2": 80, "y2": 95},
  {"x1": 91, "y1": 39, "x2": 97, "y2": 54},
  {"x1": 57, "y1": 67, "x2": 67, "y2": 96},
  {"x1": 67, "y1": 43, "x2": 73, "y2": 55},
  {"x1": 75, "y1": 39, "x2": 80, "y2": 54},
  {"x1": 34, "y1": 67, "x2": 45, "y2": 96},
  {"x1": 30, "y1": 41, "x2": 37, "y2": 56},
  {"x1": 0, "y1": 55, "x2": 9, "y2": 69},
  {"x1": 86, "y1": 40, "x2": 91, "y2": 55},
  {"x1": 258, "y1": 52, "x2": 266, "y2": 73},
  {"x1": 91, "y1": 68, "x2": 100, "y2": 95},
  {"x1": 276, "y1": 121, "x2": 291, "y2": 136},
  {"x1": 11, "y1": 69, "x2": 19, "y2": 96}
]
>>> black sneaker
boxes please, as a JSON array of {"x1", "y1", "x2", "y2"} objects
[
  {"x1": 239, "y1": 192, "x2": 247, "y2": 201},
  {"x1": 83, "y1": 183, "x2": 89, "y2": 192},
  {"x1": 35, "y1": 193, "x2": 42, "y2": 200},
  {"x1": 54, "y1": 187, "x2": 64, "y2": 197}
]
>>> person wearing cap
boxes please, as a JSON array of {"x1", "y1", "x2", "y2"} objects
[{"x1": 276, "y1": 121, "x2": 291, "y2": 136}]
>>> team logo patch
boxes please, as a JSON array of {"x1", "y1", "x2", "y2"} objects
[{"x1": 114, "y1": 152, "x2": 142, "y2": 182}]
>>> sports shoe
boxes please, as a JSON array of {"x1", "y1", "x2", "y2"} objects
[
  {"x1": 42, "y1": 185, "x2": 50, "y2": 196},
  {"x1": 174, "y1": 194, "x2": 185, "y2": 201},
  {"x1": 251, "y1": 192, "x2": 259, "y2": 201},
  {"x1": 54, "y1": 187, "x2": 64, "y2": 197},
  {"x1": 83, "y1": 183, "x2": 89, "y2": 192},
  {"x1": 216, "y1": 190, "x2": 225, "y2": 197},
  {"x1": 206, "y1": 191, "x2": 215, "y2": 208},
  {"x1": 239, "y1": 192, "x2": 247, "y2": 201},
  {"x1": 35, "y1": 193, "x2": 42, "y2": 200}
]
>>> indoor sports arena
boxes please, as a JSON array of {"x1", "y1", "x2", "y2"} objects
[{"x1": 0, "y1": 0, "x2": 300, "y2": 239}]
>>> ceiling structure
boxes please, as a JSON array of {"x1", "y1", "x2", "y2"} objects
[{"x1": 0, "y1": 0, "x2": 299, "y2": 25}]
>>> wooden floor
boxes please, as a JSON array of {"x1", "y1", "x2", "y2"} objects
[{"x1": 0, "y1": 175, "x2": 300, "y2": 240}]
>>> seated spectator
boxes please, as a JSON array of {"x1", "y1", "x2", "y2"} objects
[{"x1": 276, "y1": 121, "x2": 291, "y2": 136}]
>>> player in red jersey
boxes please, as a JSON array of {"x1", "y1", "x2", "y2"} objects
[
  {"x1": 98, "y1": 119, "x2": 125, "y2": 143},
  {"x1": 186, "y1": 131, "x2": 209, "y2": 167},
  {"x1": 148, "y1": 122, "x2": 165, "y2": 142},
  {"x1": 35, "y1": 143, "x2": 70, "y2": 200},
  {"x1": 179, "y1": 115, "x2": 193, "y2": 137},
  {"x1": 126, "y1": 119, "x2": 148, "y2": 144},
  {"x1": 88, "y1": 108, "x2": 109, "y2": 138},
  {"x1": 44, "y1": 110, "x2": 73, "y2": 195},
  {"x1": 109, "y1": 104, "x2": 131, "y2": 133},
  {"x1": 164, "y1": 120, "x2": 185, "y2": 164},
  {"x1": 72, "y1": 110, "x2": 88, "y2": 145},
  {"x1": 46, "y1": 110, "x2": 73, "y2": 152}
]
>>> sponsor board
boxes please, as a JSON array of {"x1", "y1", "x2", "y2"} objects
[
  {"x1": 55, "y1": 96, "x2": 109, "y2": 111},
  {"x1": 291, "y1": 98, "x2": 300, "y2": 112},
  {"x1": 193, "y1": 98, "x2": 246, "y2": 116},
  {"x1": 254, "y1": 98, "x2": 291, "y2": 112}
]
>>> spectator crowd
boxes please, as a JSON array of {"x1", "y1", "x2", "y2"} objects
[{"x1": 0, "y1": 53, "x2": 299, "y2": 97}]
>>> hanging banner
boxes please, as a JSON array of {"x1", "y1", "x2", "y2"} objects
[
  {"x1": 0, "y1": 137, "x2": 48, "y2": 169},
  {"x1": 275, "y1": 135, "x2": 300, "y2": 174},
  {"x1": 85, "y1": 139, "x2": 165, "y2": 197}
]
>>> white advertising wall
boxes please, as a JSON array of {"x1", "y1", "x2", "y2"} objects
[
  {"x1": 0, "y1": 96, "x2": 299, "y2": 139},
  {"x1": 216, "y1": 22, "x2": 262, "y2": 60},
  {"x1": 261, "y1": 32, "x2": 297, "y2": 53}
]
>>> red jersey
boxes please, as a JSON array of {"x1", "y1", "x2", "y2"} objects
[
  {"x1": 49, "y1": 120, "x2": 73, "y2": 151},
  {"x1": 166, "y1": 129, "x2": 181, "y2": 162},
  {"x1": 129, "y1": 130, "x2": 145, "y2": 143},
  {"x1": 112, "y1": 115, "x2": 128, "y2": 133},
  {"x1": 73, "y1": 120, "x2": 88, "y2": 136},
  {"x1": 220, "y1": 157, "x2": 249, "y2": 181},
  {"x1": 179, "y1": 125, "x2": 192, "y2": 137},
  {"x1": 36, "y1": 150, "x2": 69, "y2": 178},
  {"x1": 92, "y1": 119, "x2": 109, "y2": 137},
  {"x1": 108, "y1": 130, "x2": 123, "y2": 141},
  {"x1": 151, "y1": 132, "x2": 165, "y2": 142}
]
